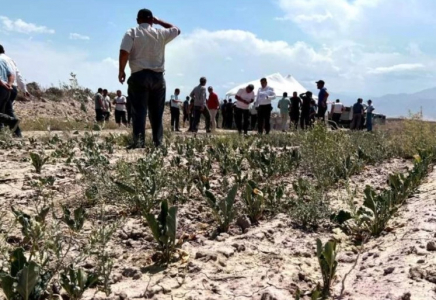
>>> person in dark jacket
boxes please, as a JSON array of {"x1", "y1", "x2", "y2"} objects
[{"x1": 299, "y1": 91, "x2": 313, "y2": 130}]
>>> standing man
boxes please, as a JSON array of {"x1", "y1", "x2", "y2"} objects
[
  {"x1": 350, "y1": 98, "x2": 364, "y2": 130},
  {"x1": 0, "y1": 45, "x2": 29, "y2": 137},
  {"x1": 235, "y1": 84, "x2": 255, "y2": 135},
  {"x1": 207, "y1": 86, "x2": 220, "y2": 132},
  {"x1": 226, "y1": 99, "x2": 234, "y2": 129},
  {"x1": 278, "y1": 92, "x2": 291, "y2": 132},
  {"x1": 316, "y1": 80, "x2": 329, "y2": 122},
  {"x1": 170, "y1": 88, "x2": 181, "y2": 131},
  {"x1": 0, "y1": 56, "x2": 18, "y2": 130},
  {"x1": 119, "y1": 8, "x2": 180, "y2": 148},
  {"x1": 331, "y1": 99, "x2": 344, "y2": 125},
  {"x1": 366, "y1": 100, "x2": 375, "y2": 132},
  {"x1": 290, "y1": 92, "x2": 301, "y2": 130},
  {"x1": 190, "y1": 77, "x2": 211, "y2": 133},
  {"x1": 94, "y1": 88, "x2": 105, "y2": 122},
  {"x1": 255, "y1": 78, "x2": 276, "y2": 134},
  {"x1": 113, "y1": 90, "x2": 128, "y2": 127},
  {"x1": 182, "y1": 96, "x2": 190, "y2": 128},
  {"x1": 102, "y1": 89, "x2": 111, "y2": 121},
  {"x1": 221, "y1": 99, "x2": 228, "y2": 129},
  {"x1": 299, "y1": 91, "x2": 313, "y2": 130}
]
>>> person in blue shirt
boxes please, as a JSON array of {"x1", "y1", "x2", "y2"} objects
[
  {"x1": 0, "y1": 57, "x2": 19, "y2": 131},
  {"x1": 316, "y1": 80, "x2": 329, "y2": 122},
  {"x1": 366, "y1": 100, "x2": 375, "y2": 132}
]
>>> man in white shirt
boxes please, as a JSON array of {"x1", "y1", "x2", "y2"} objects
[
  {"x1": 0, "y1": 56, "x2": 18, "y2": 131},
  {"x1": 119, "y1": 8, "x2": 180, "y2": 148},
  {"x1": 235, "y1": 84, "x2": 255, "y2": 135},
  {"x1": 255, "y1": 78, "x2": 276, "y2": 134},
  {"x1": 170, "y1": 88, "x2": 181, "y2": 132},
  {"x1": 331, "y1": 99, "x2": 344, "y2": 125},
  {"x1": 102, "y1": 89, "x2": 111, "y2": 121},
  {"x1": 113, "y1": 90, "x2": 127, "y2": 126},
  {"x1": 0, "y1": 45, "x2": 29, "y2": 137}
]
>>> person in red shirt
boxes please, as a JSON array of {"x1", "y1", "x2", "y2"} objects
[{"x1": 207, "y1": 86, "x2": 220, "y2": 132}]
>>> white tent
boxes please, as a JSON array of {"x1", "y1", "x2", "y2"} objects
[{"x1": 225, "y1": 73, "x2": 313, "y2": 99}]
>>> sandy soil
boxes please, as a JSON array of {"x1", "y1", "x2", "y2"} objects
[{"x1": 0, "y1": 134, "x2": 434, "y2": 300}]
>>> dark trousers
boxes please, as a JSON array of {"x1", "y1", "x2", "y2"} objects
[
  {"x1": 257, "y1": 104, "x2": 272, "y2": 134},
  {"x1": 290, "y1": 112, "x2": 299, "y2": 129},
  {"x1": 193, "y1": 106, "x2": 211, "y2": 132},
  {"x1": 170, "y1": 107, "x2": 180, "y2": 131},
  {"x1": 188, "y1": 113, "x2": 195, "y2": 131},
  {"x1": 317, "y1": 105, "x2": 327, "y2": 121},
  {"x1": 332, "y1": 113, "x2": 341, "y2": 124},
  {"x1": 350, "y1": 114, "x2": 362, "y2": 130},
  {"x1": 128, "y1": 70, "x2": 166, "y2": 147},
  {"x1": 126, "y1": 102, "x2": 132, "y2": 125},
  {"x1": 0, "y1": 87, "x2": 15, "y2": 127},
  {"x1": 104, "y1": 111, "x2": 110, "y2": 121},
  {"x1": 234, "y1": 108, "x2": 250, "y2": 134},
  {"x1": 183, "y1": 113, "x2": 189, "y2": 125},
  {"x1": 2, "y1": 86, "x2": 22, "y2": 137},
  {"x1": 300, "y1": 111, "x2": 310, "y2": 130},
  {"x1": 251, "y1": 114, "x2": 257, "y2": 130},
  {"x1": 222, "y1": 111, "x2": 226, "y2": 128},
  {"x1": 95, "y1": 109, "x2": 104, "y2": 122},
  {"x1": 226, "y1": 112, "x2": 233, "y2": 129},
  {"x1": 115, "y1": 110, "x2": 127, "y2": 124}
]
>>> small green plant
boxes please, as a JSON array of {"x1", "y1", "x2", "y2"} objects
[
  {"x1": 60, "y1": 265, "x2": 98, "y2": 300},
  {"x1": 205, "y1": 185, "x2": 238, "y2": 233},
  {"x1": 316, "y1": 239, "x2": 338, "y2": 297},
  {"x1": 145, "y1": 200, "x2": 178, "y2": 263},
  {"x1": 62, "y1": 206, "x2": 86, "y2": 232},
  {"x1": 289, "y1": 179, "x2": 330, "y2": 229},
  {"x1": 242, "y1": 181, "x2": 265, "y2": 223},
  {"x1": 29, "y1": 152, "x2": 49, "y2": 174}
]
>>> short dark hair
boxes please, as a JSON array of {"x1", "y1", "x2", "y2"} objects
[
  {"x1": 137, "y1": 9, "x2": 153, "y2": 20},
  {"x1": 175, "y1": 88, "x2": 180, "y2": 93},
  {"x1": 283, "y1": 92, "x2": 288, "y2": 97},
  {"x1": 0, "y1": 45, "x2": 4, "y2": 54},
  {"x1": 103, "y1": 89, "x2": 108, "y2": 93},
  {"x1": 98, "y1": 88, "x2": 103, "y2": 93},
  {"x1": 336, "y1": 99, "x2": 340, "y2": 103},
  {"x1": 200, "y1": 77, "x2": 207, "y2": 84},
  {"x1": 260, "y1": 78, "x2": 267, "y2": 82},
  {"x1": 186, "y1": 96, "x2": 190, "y2": 100}
]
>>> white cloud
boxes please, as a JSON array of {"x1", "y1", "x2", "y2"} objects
[
  {"x1": 69, "y1": 33, "x2": 90, "y2": 40},
  {"x1": 368, "y1": 63, "x2": 425, "y2": 74},
  {"x1": 0, "y1": 16, "x2": 55, "y2": 34}
]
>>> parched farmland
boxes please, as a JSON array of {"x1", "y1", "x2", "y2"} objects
[{"x1": 1, "y1": 119, "x2": 436, "y2": 300}]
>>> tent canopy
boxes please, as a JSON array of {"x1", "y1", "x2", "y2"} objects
[{"x1": 225, "y1": 73, "x2": 315, "y2": 99}]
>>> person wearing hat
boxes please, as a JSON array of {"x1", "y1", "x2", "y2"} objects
[
  {"x1": 119, "y1": 8, "x2": 180, "y2": 148},
  {"x1": 255, "y1": 78, "x2": 276, "y2": 134},
  {"x1": 207, "y1": 86, "x2": 220, "y2": 133},
  {"x1": 316, "y1": 80, "x2": 329, "y2": 122},
  {"x1": 235, "y1": 84, "x2": 255, "y2": 135},
  {"x1": 190, "y1": 77, "x2": 211, "y2": 133}
]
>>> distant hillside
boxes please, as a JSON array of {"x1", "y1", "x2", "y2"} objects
[{"x1": 373, "y1": 87, "x2": 436, "y2": 119}]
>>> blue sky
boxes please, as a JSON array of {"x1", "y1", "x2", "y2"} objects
[{"x1": 2, "y1": 0, "x2": 436, "y2": 105}]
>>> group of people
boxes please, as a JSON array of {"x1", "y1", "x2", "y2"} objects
[
  {"x1": 0, "y1": 44, "x2": 29, "y2": 138},
  {"x1": 116, "y1": 8, "x2": 376, "y2": 148},
  {"x1": 94, "y1": 89, "x2": 132, "y2": 127}
]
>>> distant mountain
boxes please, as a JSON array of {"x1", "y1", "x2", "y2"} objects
[{"x1": 372, "y1": 87, "x2": 436, "y2": 119}]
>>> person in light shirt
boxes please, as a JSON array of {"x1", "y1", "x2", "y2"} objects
[
  {"x1": 255, "y1": 78, "x2": 276, "y2": 134},
  {"x1": 190, "y1": 77, "x2": 211, "y2": 133},
  {"x1": 170, "y1": 88, "x2": 181, "y2": 132},
  {"x1": 102, "y1": 89, "x2": 111, "y2": 121},
  {"x1": 235, "y1": 84, "x2": 255, "y2": 135},
  {"x1": 0, "y1": 45, "x2": 29, "y2": 137},
  {"x1": 119, "y1": 8, "x2": 180, "y2": 148},
  {"x1": 113, "y1": 90, "x2": 128, "y2": 127},
  {"x1": 331, "y1": 99, "x2": 344, "y2": 125},
  {"x1": 0, "y1": 56, "x2": 18, "y2": 131}
]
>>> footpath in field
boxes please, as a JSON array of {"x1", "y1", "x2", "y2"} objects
[{"x1": 334, "y1": 167, "x2": 436, "y2": 300}]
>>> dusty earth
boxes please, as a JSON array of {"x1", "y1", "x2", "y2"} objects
[{"x1": 1, "y1": 129, "x2": 435, "y2": 300}]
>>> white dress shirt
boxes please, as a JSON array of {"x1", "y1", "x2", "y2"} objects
[
  {"x1": 0, "y1": 53, "x2": 28, "y2": 92},
  {"x1": 120, "y1": 23, "x2": 179, "y2": 73},
  {"x1": 255, "y1": 86, "x2": 276, "y2": 106},
  {"x1": 235, "y1": 88, "x2": 255, "y2": 110}
]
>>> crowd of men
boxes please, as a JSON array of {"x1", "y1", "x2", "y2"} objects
[{"x1": 94, "y1": 88, "x2": 132, "y2": 127}]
